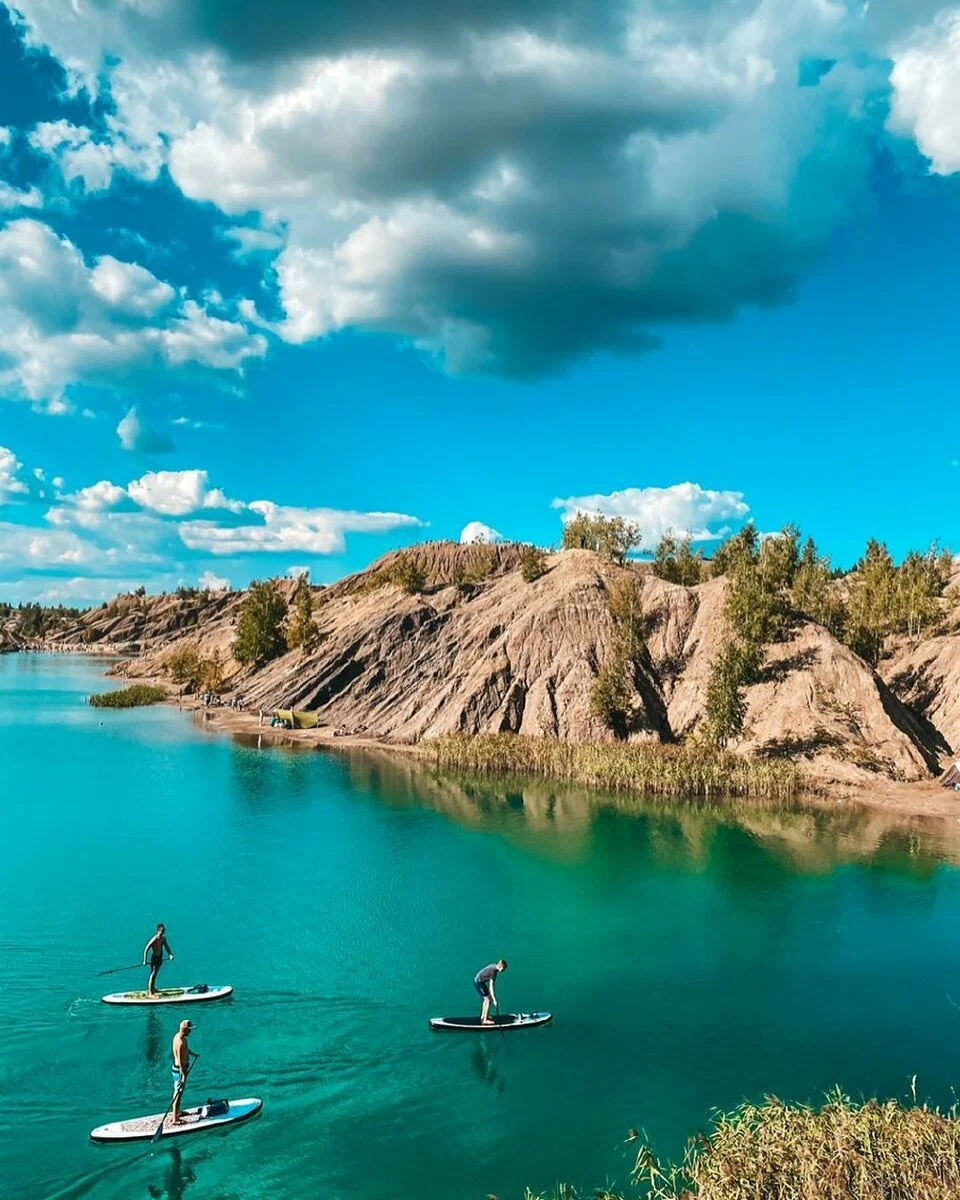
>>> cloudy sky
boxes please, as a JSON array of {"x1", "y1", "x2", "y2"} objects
[{"x1": 1, "y1": 0, "x2": 959, "y2": 602}]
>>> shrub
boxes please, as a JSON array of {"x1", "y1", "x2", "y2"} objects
[
  {"x1": 389, "y1": 552, "x2": 427, "y2": 595},
  {"x1": 89, "y1": 684, "x2": 166, "y2": 708},
  {"x1": 286, "y1": 573, "x2": 321, "y2": 651},
  {"x1": 166, "y1": 643, "x2": 202, "y2": 689},
  {"x1": 520, "y1": 545, "x2": 548, "y2": 583}
]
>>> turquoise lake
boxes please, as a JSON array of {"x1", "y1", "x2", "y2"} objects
[{"x1": 5, "y1": 653, "x2": 960, "y2": 1199}]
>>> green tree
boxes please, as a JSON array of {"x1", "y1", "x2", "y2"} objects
[
  {"x1": 704, "y1": 640, "x2": 758, "y2": 748},
  {"x1": 286, "y1": 574, "x2": 320, "y2": 651},
  {"x1": 844, "y1": 540, "x2": 897, "y2": 666},
  {"x1": 233, "y1": 579, "x2": 288, "y2": 665},
  {"x1": 561, "y1": 513, "x2": 640, "y2": 564},
  {"x1": 166, "y1": 643, "x2": 202, "y2": 692},
  {"x1": 710, "y1": 523, "x2": 759, "y2": 577},
  {"x1": 199, "y1": 648, "x2": 226, "y2": 695},
  {"x1": 653, "y1": 531, "x2": 704, "y2": 585},
  {"x1": 590, "y1": 651, "x2": 633, "y2": 739},
  {"x1": 520, "y1": 544, "x2": 548, "y2": 583}
]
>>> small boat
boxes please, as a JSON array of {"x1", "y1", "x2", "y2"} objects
[
  {"x1": 429, "y1": 1011, "x2": 552, "y2": 1031},
  {"x1": 101, "y1": 985, "x2": 233, "y2": 1006},
  {"x1": 90, "y1": 1097, "x2": 262, "y2": 1142}
]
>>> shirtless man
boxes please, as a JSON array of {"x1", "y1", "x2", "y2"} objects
[
  {"x1": 143, "y1": 923, "x2": 174, "y2": 996},
  {"x1": 170, "y1": 1019, "x2": 194, "y2": 1125},
  {"x1": 474, "y1": 959, "x2": 507, "y2": 1024}
]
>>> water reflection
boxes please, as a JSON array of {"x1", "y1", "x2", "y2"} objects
[
  {"x1": 146, "y1": 1147, "x2": 196, "y2": 1200},
  {"x1": 144, "y1": 1009, "x2": 163, "y2": 1067},
  {"x1": 339, "y1": 748, "x2": 960, "y2": 877},
  {"x1": 470, "y1": 1040, "x2": 506, "y2": 1094}
]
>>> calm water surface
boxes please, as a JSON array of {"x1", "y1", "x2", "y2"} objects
[{"x1": 4, "y1": 654, "x2": 960, "y2": 1199}]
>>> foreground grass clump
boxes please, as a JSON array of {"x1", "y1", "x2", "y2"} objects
[
  {"x1": 89, "y1": 684, "x2": 167, "y2": 708},
  {"x1": 528, "y1": 1089, "x2": 960, "y2": 1200},
  {"x1": 427, "y1": 733, "x2": 799, "y2": 800}
]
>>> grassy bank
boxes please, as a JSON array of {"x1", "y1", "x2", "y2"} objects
[
  {"x1": 528, "y1": 1089, "x2": 960, "y2": 1199},
  {"x1": 426, "y1": 733, "x2": 800, "y2": 801},
  {"x1": 89, "y1": 684, "x2": 167, "y2": 709}
]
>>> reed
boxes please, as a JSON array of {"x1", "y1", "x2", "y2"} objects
[
  {"x1": 89, "y1": 684, "x2": 167, "y2": 708},
  {"x1": 527, "y1": 1088, "x2": 960, "y2": 1200},
  {"x1": 426, "y1": 733, "x2": 800, "y2": 801}
]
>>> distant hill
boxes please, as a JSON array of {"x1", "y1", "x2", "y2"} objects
[{"x1": 13, "y1": 540, "x2": 959, "y2": 788}]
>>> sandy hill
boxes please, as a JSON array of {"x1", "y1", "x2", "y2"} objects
[{"x1": 35, "y1": 540, "x2": 944, "y2": 787}]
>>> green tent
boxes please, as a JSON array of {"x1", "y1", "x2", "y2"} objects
[{"x1": 274, "y1": 709, "x2": 320, "y2": 730}]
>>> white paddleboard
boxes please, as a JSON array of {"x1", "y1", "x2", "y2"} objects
[
  {"x1": 91, "y1": 1097, "x2": 262, "y2": 1143},
  {"x1": 429, "y1": 1011, "x2": 552, "y2": 1031},
  {"x1": 101, "y1": 985, "x2": 233, "y2": 1006}
]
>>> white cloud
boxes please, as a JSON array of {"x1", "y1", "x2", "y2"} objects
[
  {"x1": 889, "y1": 11, "x2": 960, "y2": 175},
  {"x1": 0, "y1": 181, "x2": 43, "y2": 210},
  {"x1": 222, "y1": 226, "x2": 285, "y2": 258},
  {"x1": 552, "y1": 482, "x2": 749, "y2": 545},
  {"x1": 0, "y1": 218, "x2": 267, "y2": 407},
  {"x1": 285, "y1": 564, "x2": 310, "y2": 579},
  {"x1": 116, "y1": 406, "x2": 175, "y2": 454},
  {"x1": 0, "y1": 446, "x2": 29, "y2": 503},
  {"x1": 460, "y1": 520, "x2": 504, "y2": 544},
  {"x1": 199, "y1": 569, "x2": 230, "y2": 591},
  {"x1": 8, "y1": 0, "x2": 944, "y2": 377},
  {"x1": 179, "y1": 501, "x2": 423, "y2": 555},
  {"x1": 126, "y1": 469, "x2": 244, "y2": 516}
]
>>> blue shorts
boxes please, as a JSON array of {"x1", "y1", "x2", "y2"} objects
[
  {"x1": 171, "y1": 1067, "x2": 186, "y2": 1096},
  {"x1": 474, "y1": 980, "x2": 491, "y2": 1000}
]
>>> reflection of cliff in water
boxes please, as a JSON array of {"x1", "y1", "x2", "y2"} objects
[{"x1": 340, "y1": 748, "x2": 960, "y2": 877}]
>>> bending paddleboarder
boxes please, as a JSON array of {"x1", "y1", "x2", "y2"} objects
[
  {"x1": 143, "y1": 923, "x2": 174, "y2": 996},
  {"x1": 170, "y1": 1020, "x2": 195, "y2": 1127},
  {"x1": 474, "y1": 959, "x2": 507, "y2": 1025}
]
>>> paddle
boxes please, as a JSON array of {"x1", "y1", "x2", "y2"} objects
[
  {"x1": 96, "y1": 963, "x2": 146, "y2": 977},
  {"x1": 151, "y1": 1053, "x2": 198, "y2": 1144},
  {"x1": 494, "y1": 998, "x2": 507, "y2": 1041}
]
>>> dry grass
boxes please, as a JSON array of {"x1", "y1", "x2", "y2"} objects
[
  {"x1": 426, "y1": 733, "x2": 800, "y2": 801},
  {"x1": 526, "y1": 1089, "x2": 960, "y2": 1200}
]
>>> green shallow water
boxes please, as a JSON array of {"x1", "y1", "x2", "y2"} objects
[{"x1": 5, "y1": 654, "x2": 960, "y2": 1199}]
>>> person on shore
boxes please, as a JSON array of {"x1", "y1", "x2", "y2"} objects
[
  {"x1": 143, "y1": 923, "x2": 174, "y2": 995},
  {"x1": 170, "y1": 1019, "x2": 194, "y2": 1125},
  {"x1": 474, "y1": 959, "x2": 507, "y2": 1024}
]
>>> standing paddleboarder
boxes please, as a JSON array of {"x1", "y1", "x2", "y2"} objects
[
  {"x1": 474, "y1": 959, "x2": 507, "y2": 1024},
  {"x1": 143, "y1": 923, "x2": 174, "y2": 996},
  {"x1": 170, "y1": 1019, "x2": 194, "y2": 1126}
]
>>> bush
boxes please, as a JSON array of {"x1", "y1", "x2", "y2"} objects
[
  {"x1": 520, "y1": 545, "x2": 548, "y2": 583},
  {"x1": 389, "y1": 552, "x2": 427, "y2": 595},
  {"x1": 166, "y1": 643, "x2": 202, "y2": 689},
  {"x1": 286, "y1": 573, "x2": 321, "y2": 651},
  {"x1": 89, "y1": 685, "x2": 167, "y2": 709}
]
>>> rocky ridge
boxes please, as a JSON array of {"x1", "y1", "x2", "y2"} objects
[{"x1": 18, "y1": 541, "x2": 957, "y2": 787}]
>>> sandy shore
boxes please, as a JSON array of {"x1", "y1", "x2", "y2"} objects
[{"x1": 162, "y1": 693, "x2": 960, "y2": 826}]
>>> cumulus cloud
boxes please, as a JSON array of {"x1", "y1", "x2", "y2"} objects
[
  {"x1": 116, "y1": 406, "x2": 175, "y2": 454},
  {"x1": 125, "y1": 469, "x2": 244, "y2": 516},
  {"x1": 8, "y1": 0, "x2": 946, "y2": 379},
  {"x1": 460, "y1": 521, "x2": 504, "y2": 544},
  {"x1": 199, "y1": 569, "x2": 230, "y2": 591},
  {"x1": 0, "y1": 218, "x2": 267, "y2": 407},
  {"x1": 552, "y1": 482, "x2": 749, "y2": 545},
  {"x1": 0, "y1": 180, "x2": 43, "y2": 210},
  {"x1": 0, "y1": 446, "x2": 29, "y2": 503},
  {"x1": 889, "y1": 11, "x2": 960, "y2": 174},
  {"x1": 180, "y1": 501, "x2": 424, "y2": 555}
]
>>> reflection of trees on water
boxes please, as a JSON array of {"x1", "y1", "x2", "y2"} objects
[
  {"x1": 147, "y1": 1147, "x2": 197, "y2": 1200},
  {"x1": 341, "y1": 748, "x2": 960, "y2": 878}
]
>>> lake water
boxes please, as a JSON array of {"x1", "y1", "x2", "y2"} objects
[{"x1": 5, "y1": 653, "x2": 960, "y2": 1199}]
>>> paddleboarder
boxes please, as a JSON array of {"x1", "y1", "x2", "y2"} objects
[
  {"x1": 170, "y1": 1019, "x2": 194, "y2": 1126},
  {"x1": 143, "y1": 923, "x2": 174, "y2": 996},
  {"x1": 474, "y1": 959, "x2": 507, "y2": 1024}
]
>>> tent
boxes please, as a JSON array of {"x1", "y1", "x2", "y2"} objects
[
  {"x1": 940, "y1": 763, "x2": 960, "y2": 788},
  {"x1": 274, "y1": 708, "x2": 320, "y2": 730}
]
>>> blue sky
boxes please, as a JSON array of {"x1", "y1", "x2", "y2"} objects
[{"x1": 1, "y1": 0, "x2": 960, "y2": 603}]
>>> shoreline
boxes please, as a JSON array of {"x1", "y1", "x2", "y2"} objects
[{"x1": 164, "y1": 691, "x2": 960, "y2": 825}]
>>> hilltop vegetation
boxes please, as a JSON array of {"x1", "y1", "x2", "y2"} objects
[{"x1": 7, "y1": 524, "x2": 960, "y2": 791}]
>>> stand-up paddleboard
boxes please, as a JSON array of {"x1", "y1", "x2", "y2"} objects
[
  {"x1": 101, "y1": 985, "x2": 233, "y2": 1006},
  {"x1": 90, "y1": 1097, "x2": 261, "y2": 1143},
  {"x1": 430, "y1": 1011, "x2": 552, "y2": 1031}
]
